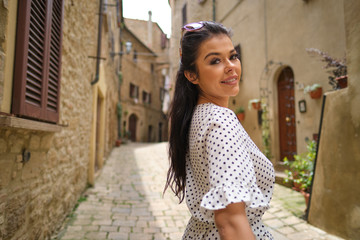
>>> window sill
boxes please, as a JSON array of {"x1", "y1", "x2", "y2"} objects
[{"x1": 0, "y1": 115, "x2": 62, "y2": 132}]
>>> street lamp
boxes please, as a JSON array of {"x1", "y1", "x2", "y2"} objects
[{"x1": 111, "y1": 41, "x2": 132, "y2": 56}]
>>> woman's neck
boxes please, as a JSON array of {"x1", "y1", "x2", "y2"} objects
[{"x1": 197, "y1": 95, "x2": 229, "y2": 108}]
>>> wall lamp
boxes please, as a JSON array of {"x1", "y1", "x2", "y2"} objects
[{"x1": 111, "y1": 41, "x2": 132, "y2": 57}]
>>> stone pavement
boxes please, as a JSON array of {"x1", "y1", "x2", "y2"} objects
[{"x1": 54, "y1": 142, "x2": 344, "y2": 240}]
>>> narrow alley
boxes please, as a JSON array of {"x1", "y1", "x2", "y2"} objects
[{"x1": 55, "y1": 143, "x2": 343, "y2": 240}]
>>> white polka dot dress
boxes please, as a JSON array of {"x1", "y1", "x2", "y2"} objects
[{"x1": 182, "y1": 103, "x2": 275, "y2": 240}]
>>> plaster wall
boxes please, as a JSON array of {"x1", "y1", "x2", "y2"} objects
[
  {"x1": 170, "y1": 0, "x2": 346, "y2": 164},
  {"x1": 308, "y1": 0, "x2": 360, "y2": 238},
  {"x1": 0, "y1": 0, "x2": 17, "y2": 114}
]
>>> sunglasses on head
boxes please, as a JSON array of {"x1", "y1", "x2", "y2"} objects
[{"x1": 179, "y1": 22, "x2": 205, "y2": 60}]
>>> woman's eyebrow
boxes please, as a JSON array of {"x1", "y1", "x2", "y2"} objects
[
  {"x1": 204, "y1": 52, "x2": 220, "y2": 60},
  {"x1": 204, "y1": 49, "x2": 237, "y2": 60}
]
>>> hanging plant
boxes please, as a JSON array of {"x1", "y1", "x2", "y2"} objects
[
  {"x1": 248, "y1": 99, "x2": 261, "y2": 110},
  {"x1": 260, "y1": 98, "x2": 271, "y2": 159},
  {"x1": 306, "y1": 48, "x2": 347, "y2": 90},
  {"x1": 304, "y1": 83, "x2": 322, "y2": 99},
  {"x1": 118, "y1": 71, "x2": 123, "y2": 85}
]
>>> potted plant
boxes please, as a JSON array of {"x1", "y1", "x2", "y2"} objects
[
  {"x1": 283, "y1": 140, "x2": 316, "y2": 208},
  {"x1": 115, "y1": 139, "x2": 122, "y2": 147},
  {"x1": 235, "y1": 107, "x2": 245, "y2": 121},
  {"x1": 335, "y1": 75, "x2": 348, "y2": 89},
  {"x1": 304, "y1": 83, "x2": 322, "y2": 99},
  {"x1": 306, "y1": 48, "x2": 347, "y2": 90},
  {"x1": 248, "y1": 99, "x2": 261, "y2": 110}
]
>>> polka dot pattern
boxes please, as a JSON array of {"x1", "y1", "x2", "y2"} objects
[{"x1": 182, "y1": 103, "x2": 275, "y2": 240}]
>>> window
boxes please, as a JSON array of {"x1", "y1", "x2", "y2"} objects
[
  {"x1": 12, "y1": 0, "x2": 64, "y2": 123},
  {"x1": 234, "y1": 44, "x2": 242, "y2": 62},
  {"x1": 133, "y1": 50, "x2": 137, "y2": 63},
  {"x1": 160, "y1": 88, "x2": 165, "y2": 101},
  {"x1": 130, "y1": 83, "x2": 139, "y2": 99},
  {"x1": 142, "y1": 91, "x2": 151, "y2": 104},
  {"x1": 161, "y1": 33, "x2": 167, "y2": 49},
  {"x1": 234, "y1": 44, "x2": 243, "y2": 81}
]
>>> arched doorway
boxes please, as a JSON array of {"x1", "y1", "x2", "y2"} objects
[
  {"x1": 277, "y1": 67, "x2": 297, "y2": 161},
  {"x1": 148, "y1": 125, "x2": 153, "y2": 142},
  {"x1": 128, "y1": 114, "x2": 138, "y2": 142}
]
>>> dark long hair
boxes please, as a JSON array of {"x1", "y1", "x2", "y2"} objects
[{"x1": 164, "y1": 21, "x2": 231, "y2": 202}]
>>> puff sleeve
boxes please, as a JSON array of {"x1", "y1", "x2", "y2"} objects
[{"x1": 199, "y1": 110, "x2": 269, "y2": 212}]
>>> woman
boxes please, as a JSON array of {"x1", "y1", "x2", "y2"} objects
[{"x1": 164, "y1": 21, "x2": 275, "y2": 240}]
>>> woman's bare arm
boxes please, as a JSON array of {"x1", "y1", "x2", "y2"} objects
[{"x1": 214, "y1": 202, "x2": 255, "y2": 240}]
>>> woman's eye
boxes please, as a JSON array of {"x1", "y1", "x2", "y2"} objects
[
  {"x1": 230, "y1": 54, "x2": 240, "y2": 60},
  {"x1": 210, "y1": 58, "x2": 221, "y2": 65}
]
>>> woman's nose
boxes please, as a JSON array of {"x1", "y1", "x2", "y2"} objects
[{"x1": 224, "y1": 60, "x2": 235, "y2": 73}]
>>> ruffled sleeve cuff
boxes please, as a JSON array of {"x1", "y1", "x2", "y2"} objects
[{"x1": 200, "y1": 183, "x2": 269, "y2": 211}]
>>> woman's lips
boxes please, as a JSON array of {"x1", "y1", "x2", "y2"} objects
[{"x1": 221, "y1": 76, "x2": 238, "y2": 85}]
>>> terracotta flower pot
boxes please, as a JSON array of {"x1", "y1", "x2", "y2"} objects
[
  {"x1": 236, "y1": 113, "x2": 245, "y2": 121},
  {"x1": 335, "y1": 75, "x2": 348, "y2": 89},
  {"x1": 252, "y1": 102, "x2": 261, "y2": 110},
  {"x1": 310, "y1": 87, "x2": 322, "y2": 99},
  {"x1": 115, "y1": 139, "x2": 122, "y2": 147},
  {"x1": 300, "y1": 190, "x2": 310, "y2": 208},
  {"x1": 292, "y1": 181, "x2": 302, "y2": 192}
]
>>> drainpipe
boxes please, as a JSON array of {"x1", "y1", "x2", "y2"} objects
[
  {"x1": 91, "y1": 0, "x2": 104, "y2": 85},
  {"x1": 212, "y1": 0, "x2": 216, "y2": 21},
  {"x1": 305, "y1": 94, "x2": 327, "y2": 221}
]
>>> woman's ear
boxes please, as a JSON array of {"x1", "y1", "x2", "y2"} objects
[{"x1": 184, "y1": 71, "x2": 199, "y2": 84}]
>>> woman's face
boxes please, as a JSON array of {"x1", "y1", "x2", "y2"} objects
[{"x1": 186, "y1": 34, "x2": 241, "y2": 106}]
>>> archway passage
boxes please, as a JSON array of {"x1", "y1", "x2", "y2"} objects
[
  {"x1": 129, "y1": 114, "x2": 138, "y2": 142},
  {"x1": 277, "y1": 67, "x2": 297, "y2": 161}
]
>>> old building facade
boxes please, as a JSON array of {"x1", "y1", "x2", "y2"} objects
[
  {"x1": 0, "y1": 0, "x2": 121, "y2": 238},
  {"x1": 169, "y1": 0, "x2": 360, "y2": 239},
  {"x1": 119, "y1": 15, "x2": 170, "y2": 143}
]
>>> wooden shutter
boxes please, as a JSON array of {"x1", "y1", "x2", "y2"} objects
[{"x1": 12, "y1": 0, "x2": 64, "y2": 123}]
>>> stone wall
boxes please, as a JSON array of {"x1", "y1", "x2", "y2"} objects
[
  {"x1": 120, "y1": 21, "x2": 169, "y2": 143},
  {"x1": 0, "y1": 0, "x2": 119, "y2": 239}
]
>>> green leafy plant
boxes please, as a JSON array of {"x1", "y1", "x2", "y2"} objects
[
  {"x1": 283, "y1": 140, "x2": 317, "y2": 193},
  {"x1": 303, "y1": 83, "x2": 321, "y2": 94},
  {"x1": 118, "y1": 71, "x2": 123, "y2": 85},
  {"x1": 235, "y1": 106, "x2": 245, "y2": 114},
  {"x1": 306, "y1": 48, "x2": 347, "y2": 90},
  {"x1": 261, "y1": 99, "x2": 271, "y2": 159}
]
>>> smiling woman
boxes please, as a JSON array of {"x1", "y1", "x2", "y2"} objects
[
  {"x1": 164, "y1": 21, "x2": 275, "y2": 240},
  {"x1": 185, "y1": 34, "x2": 241, "y2": 107}
]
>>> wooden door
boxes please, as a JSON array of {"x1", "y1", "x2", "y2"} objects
[
  {"x1": 158, "y1": 122, "x2": 163, "y2": 142},
  {"x1": 129, "y1": 114, "x2": 137, "y2": 142},
  {"x1": 278, "y1": 67, "x2": 297, "y2": 161},
  {"x1": 148, "y1": 125, "x2": 153, "y2": 142}
]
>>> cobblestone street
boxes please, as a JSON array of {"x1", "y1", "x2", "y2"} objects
[{"x1": 55, "y1": 143, "x2": 343, "y2": 240}]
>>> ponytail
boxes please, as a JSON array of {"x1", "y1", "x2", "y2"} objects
[{"x1": 164, "y1": 66, "x2": 198, "y2": 202}]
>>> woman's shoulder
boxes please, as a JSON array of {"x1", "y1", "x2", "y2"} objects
[
  {"x1": 195, "y1": 103, "x2": 235, "y2": 115},
  {"x1": 194, "y1": 103, "x2": 237, "y2": 126}
]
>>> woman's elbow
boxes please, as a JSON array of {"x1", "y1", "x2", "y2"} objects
[{"x1": 214, "y1": 203, "x2": 255, "y2": 240}]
